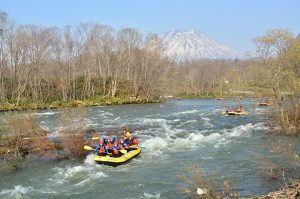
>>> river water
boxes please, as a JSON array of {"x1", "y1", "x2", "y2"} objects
[{"x1": 1, "y1": 99, "x2": 299, "y2": 199}]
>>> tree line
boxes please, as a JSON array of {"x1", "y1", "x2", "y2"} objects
[
  {"x1": 252, "y1": 29, "x2": 300, "y2": 133},
  {"x1": 0, "y1": 12, "x2": 174, "y2": 104},
  {"x1": 0, "y1": 12, "x2": 244, "y2": 107}
]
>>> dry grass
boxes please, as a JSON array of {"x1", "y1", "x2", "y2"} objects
[
  {"x1": 249, "y1": 180, "x2": 300, "y2": 199},
  {"x1": 258, "y1": 156, "x2": 285, "y2": 182},
  {"x1": 59, "y1": 109, "x2": 88, "y2": 159},
  {"x1": 222, "y1": 178, "x2": 240, "y2": 199},
  {"x1": 270, "y1": 141, "x2": 300, "y2": 164},
  {"x1": 0, "y1": 113, "x2": 56, "y2": 170},
  {"x1": 61, "y1": 130, "x2": 86, "y2": 159},
  {"x1": 179, "y1": 162, "x2": 239, "y2": 199}
]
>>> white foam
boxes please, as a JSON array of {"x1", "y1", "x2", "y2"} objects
[
  {"x1": 186, "y1": 132, "x2": 221, "y2": 144},
  {"x1": 176, "y1": 120, "x2": 197, "y2": 127},
  {"x1": 201, "y1": 117, "x2": 213, "y2": 128},
  {"x1": 50, "y1": 163, "x2": 107, "y2": 185},
  {"x1": 171, "y1": 109, "x2": 200, "y2": 116},
  {"x1": 142, "y1": 192, "x2": 161, "y2": 199},
  {"x1": 188, "y1": 133, "x2": 205, "y2": 142},
  {"x1": 0, "y1": 185, "x2": 33, "y2": 199},
  {"x1": 172, "y1": 137, "x2": 194, "y2": 149},
  {"x1": 72, "y1": 172, "x2": 107, "y2": 187},
  {"x1": 142, "y1": 137, "x2": 168, "y2": 151},
  {"x1": 227, "y1": 123, "x2": 254, "y2": 137},
  {"x1": 210, "y1": 108, "x2": 223, "y2": 114},
  {"x1": 253, "y1": 122, "x2": 268, "y2": 131},
  {"x1": 47, "y1": 127, "x2": 64, "y2": 138},
  {"x1": 98, "y1": 110, "x2": 114, "y2": 117},
  {"x1": 35, "y1": 112, "x2": 59, "y2": 116},
  {"x1": 142, "y1": 118, "x2": 173, "y2": 132},
  {"x1": 201, "y1": 117, "x2": 211, "y2": 121},
  {"x1": 84, "y1": 154, "x2": 98, "y2": 165},
  {"x1": 202, "y1": 133, "x2": 222, "y2": 142}
]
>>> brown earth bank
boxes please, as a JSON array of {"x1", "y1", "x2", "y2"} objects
[{"x1": 249, "y1": 180, "x2": 300, "y2": 199}]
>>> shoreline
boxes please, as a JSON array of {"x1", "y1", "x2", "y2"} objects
[
  {"x1": 0, "y1": 94, "x2": 268, "y2": 112},
  {"x1": 0, "y1": 96, "x2": 162, "y2": 112}
]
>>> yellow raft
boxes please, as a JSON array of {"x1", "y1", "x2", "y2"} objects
[
  {"x1": 94, "y1": 147, "x2": 142, "y2": 166},
  {"x1": 258, "y1": 102, "x2": 271, "y2": 106},
  {"x1": 222, "y1": 111, "x2": 248, "y2": 115}
]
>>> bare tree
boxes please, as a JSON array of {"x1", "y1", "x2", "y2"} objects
[{"x1": 0, "y1": 11, "x2": 8, "y2": 101}]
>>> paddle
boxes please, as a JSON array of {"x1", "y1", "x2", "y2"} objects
[
  {"x1": 85, "y1": 145, "x2": 127, "y2": 155},
  {"x1": 84, "y1": 145, "x2": 95, "y2": 151},
  {"x1": 129, "y1": 145, "x2": 139, "y2": 148},
  {"x1": 120, "y1": 149, "x2": 127, "y2": 154}
]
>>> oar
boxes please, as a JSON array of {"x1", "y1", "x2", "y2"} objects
[
  {"x1": 129, "y1": 145, "x2": 139, "y2": 148},
  {"x1": 120, "y1": 149, "x2": 127, "y2": 154},
  {"x1": 92, "y1": 137, "x2": 100, "y2": 140},
  {"x1": 84, "y1": 145, "x2": 95, "y2": 151}
]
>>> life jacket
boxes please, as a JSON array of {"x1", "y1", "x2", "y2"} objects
[
  {"x1": 106, "y1": 142, "x2": 113, "y2": 149},
  {"x1": 113, "y1": 145, "x2": 120, "y2": 155},
  {"x1": 125, "y1": 139, "x2": 133, "y2": 146},
  {"x1": 98, "y1": 145, "x2": 107, "y2": 153},
  {"x1": 120, "y1": 144, "x2": 125, "y2": 150}
]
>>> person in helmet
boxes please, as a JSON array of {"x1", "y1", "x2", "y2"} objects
[
  {"x1": 105, "y1": 137, "x2": 115, "y2": 153},
  {"x1": 111, "y1": 141, "x2": 123, "y2": 157},
  {"x1": 96, "y1": 139, "x2": 107, "y2": 156},
  {"x1": 124, "y1": 135, "x2": 133, "y2": 147},
  {"x1": 122, "y1": 129, "x2": 127, "y2": 136},
  {"x1": 239, "y1": 104, "x2": 244, "y2": 112},
  {"x1": 119, "y1": 138, "x2": 126, "y2": 150},
  {"x1": 132, "y1": 138, "x2": 139, "y2": 147},
  {"x1": 126, "y1": 138, "x2": 139, "y2": 150},
  {"x1": 122, "y1": 129, "x2": 131, "y2": 139}
]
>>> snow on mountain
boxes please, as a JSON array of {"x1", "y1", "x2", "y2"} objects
[{"x1": 159, "y1": 30, "x2": 242, "y2": 62}]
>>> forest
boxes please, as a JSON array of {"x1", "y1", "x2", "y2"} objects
[{"x1": 0, "y1": 12, "x2": 259, "y2": 109}]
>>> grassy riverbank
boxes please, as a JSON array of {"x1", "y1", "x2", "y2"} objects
[
  {"x1": 0, "y1": 96, "x2": 161, "y2": 112},
  {"x1": 175, "y1": 92, "x2": 259, "y2": 100}
]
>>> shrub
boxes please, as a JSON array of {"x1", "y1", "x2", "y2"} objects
[
  {"x1": 0, "y1": 114, "x2": 56, "y2": 170},
  {"x1": 179, "y1": 162, "x2": 239, "y2": 199}
]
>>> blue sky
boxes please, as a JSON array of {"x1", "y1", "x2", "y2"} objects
[{"x1": 1, "y1": 0, "x2": 299, "y2": 53}]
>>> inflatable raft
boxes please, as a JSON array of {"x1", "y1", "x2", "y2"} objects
[
  {"x1": 94, "y1": 147, "x2": 141, "y2": 166},
  {"x1": 258, "y1": 102, "x2": 271, "y2": 106},
  {"x1": 222, "y1": 111, "x2": 248, "y2": 115}
]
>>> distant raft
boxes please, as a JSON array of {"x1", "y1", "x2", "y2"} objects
[
  {"x1": 258, "y1": 102, "x2": 271, "y2": 106},
  {"x1": 94, "y1": 147, "x2": 142, "y2": 166},
  {"x1": 222, "y1": 111, "x2": 248, "y2": 115}
]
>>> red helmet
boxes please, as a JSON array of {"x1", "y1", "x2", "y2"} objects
[
  {"x1": 133, "y1": 139, "x2": 139, "y2": 145},
  {"x1": 114, "y1": 141, "x2": 118, "y2": 145}
]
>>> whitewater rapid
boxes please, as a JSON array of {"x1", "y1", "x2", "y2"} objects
[{"x1": 1, "y1": 99, "x2": 291, "y2": 199}]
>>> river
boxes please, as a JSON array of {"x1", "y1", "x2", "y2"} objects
[{"x1": 0, "y1": 99, "x2": 299, "y2": 199}]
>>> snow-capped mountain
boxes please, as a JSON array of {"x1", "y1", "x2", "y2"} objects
[{"x1": 159, "y1": 30, "x2": 241, "y2": 62}]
